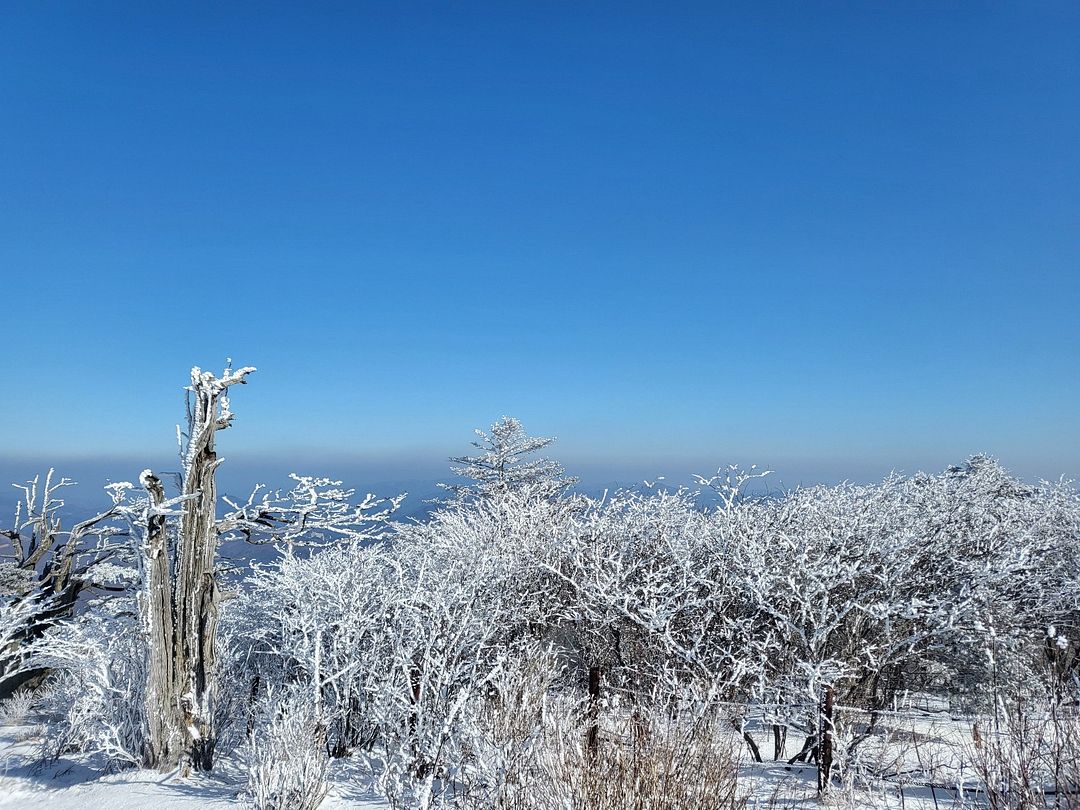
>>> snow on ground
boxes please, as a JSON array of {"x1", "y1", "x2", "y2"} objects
[
  {"x1": 0, "y1": 693, "x2": 989, "y2": 810},
  {"x1": 739, "y1": 761, "x2": 970, "y2": 809},
  {"x1": 0, "y1": 722, "x2": 978, "y2": 809},
  {"x1": 0, "y1": 721, "x2": 389, "y2": 809},
  {"x1": 0, "y1": 715, "x2": 974, "y2": 810}
]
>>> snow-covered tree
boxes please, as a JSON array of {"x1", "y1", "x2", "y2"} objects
[
  {"x1": 136, "y1": 363, "x2": 257, "y2": 771},
  {"x1": 441, "y1": 416, "x2": 577, "y2": 500},
  {"x1": 133, "y1": 363, "x2": 402, "y2": 773},
  {"x1": 0, "y1": 470, "x2": 130, "y2": 697}
]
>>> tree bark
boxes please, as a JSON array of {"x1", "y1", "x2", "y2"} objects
[
  {"x1": 141, "y1": 365, "x2": 253, "y2": 772},
  {"x1": 141, "y1": 471, "x2": 184, "y2": 768},
  {"x1": 174, "y1": 377, "x2": 224, "y2": 771}
]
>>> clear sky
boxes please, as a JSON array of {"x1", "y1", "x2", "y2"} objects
[{"x1": 2, "y1": 2, "x2": 1077, "y2": 498}]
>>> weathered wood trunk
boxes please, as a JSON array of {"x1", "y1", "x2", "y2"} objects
[
  {"x1": 175, "y1": 376, "x2": 224, "y2": 771},
  {"x1": 141, "y1": 365, "x2": 254, "y2": 772},
  {"x1": 141, "y1": 471, "x2": 185, "y2": 767}
]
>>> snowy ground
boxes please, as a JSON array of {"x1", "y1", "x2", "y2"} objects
[
  {"x1": 0, "y1": 721, "x2": 389, "y2": 809},
  {"x1": 0, "y1": 716, "x2": 976, "y2": 809}
]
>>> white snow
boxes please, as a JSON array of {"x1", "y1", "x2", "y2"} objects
[{"x1": 0, "y1": 723, "x2": 389, "y2": 810}]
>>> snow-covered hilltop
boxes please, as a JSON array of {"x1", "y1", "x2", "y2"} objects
[{"x1": 2, "y1": 369, "x2": 1078, "y2": 809}]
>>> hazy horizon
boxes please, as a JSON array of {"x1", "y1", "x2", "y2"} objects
[{"x1": 3, "y1": 441, "x2": 1074, "y2": 521}]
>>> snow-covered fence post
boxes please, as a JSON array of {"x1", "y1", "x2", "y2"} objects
[
  {"x1": 141, "y1": 364, "x2": 255, "y2": 772},
  {"x1": 818, "y1": 684, "x2": 834, "y2": 792}
]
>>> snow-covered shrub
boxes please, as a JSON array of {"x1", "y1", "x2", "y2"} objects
[
  {"x1": 245, "y1": 685, "x2": 329, "y2": 810},
  {"x1": 911, "y1": 459, "x2": 1080, "y2": 710},
  {"x1": 0, "y1": 471, "x2": 131, "y2": 699},
  {"x1": 372, "y1": 545, "x2": 531, "y2": 810},
  {"x1": 969, "y1": 695, "x2": 1080, "y2": 809},
  {"x1": 447, "y1": 641, "x2": 567, "y2": 808},
  {"x1": 488, "y1": 695, "x2": 744, "y2": 810},
  {"x1": 0, "y1": 684, "x2": 41, "y2": 724},
  {"x1": 0, "y1": 592, "x2": 53, "y2": 691},
  {"x1": 227, "y1": 456, "x2": 1077, "y2": 800},
  {"x1": 32, "y1": 604, "x2": 147, "y2": 767},
  {"x1": 228, "y1": 541, "x2": 392, "y2": 761}
]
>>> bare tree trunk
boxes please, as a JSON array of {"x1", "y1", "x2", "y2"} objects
[
  {"x1": 732, "y1": 718, "x2": 763, "y2": 762},
  {"x1": 773, "y1": 723, "x2": 787, "y2": 760},
  {"x1": 141, "y1": 471, "x2": 184, "y2": 768},
  {"x1": 175, "y1": 374, "x2": 225, "y2": 771},
  {"x1": 141, "y1": 365, "x2": 254, "y2": 772},
  {"x1": 786, "y1": 733, "x2": 816, "y2": 765}
]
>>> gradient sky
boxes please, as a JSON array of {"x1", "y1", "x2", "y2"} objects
[{"x1": 2, "y1": 2, "x2": 1078, "y2": 497}]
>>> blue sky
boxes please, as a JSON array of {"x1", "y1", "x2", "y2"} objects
[{"x1": 2, "y1": 2, "x2": 1077, "y2": 498}]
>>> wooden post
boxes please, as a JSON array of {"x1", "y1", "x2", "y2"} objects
[
  {"x1": 818, "y1": 685, "x2": 834, "y2": 792},
  {"x1": 586, "y1": 665, "x2": 601, "y2": 758}
]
